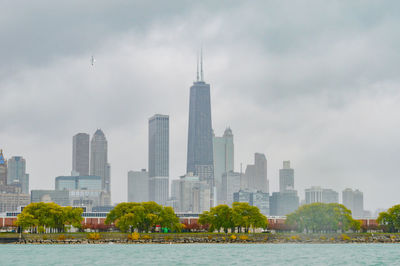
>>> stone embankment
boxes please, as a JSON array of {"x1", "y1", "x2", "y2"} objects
[{"x1": 9, "y1": 234, "x2": 400, "y2": 244}]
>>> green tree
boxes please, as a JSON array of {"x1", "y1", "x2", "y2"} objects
[
  {"x1": 286, "y1": 203, "x2": 359, "y2": 233},
  {"x1": 16, "y1": 202, "x2": 83, "y2": 233},
  {"x1": 232, "y1": 202, "x2": 253, "y2": 233},
  {"x1": 160, "y1": 206, "x2": 181, "y2": 232},
  {"x1": 377, "y1": 204, "x2": 400, "y2": 233},
  {"x1": 64, "y1": 207, "x2": 83, "y2": 229},
  {"x1": 106, "y1": 202, "x2": 181, "y2": 233},
  {"x1": 199, "y1": 203, "x2": 268, "y2": 233},
  {"x1": 198, "y1": 211, "x2": 214, "y2": 232}
]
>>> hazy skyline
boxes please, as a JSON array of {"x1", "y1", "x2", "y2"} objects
[{"x1": 1, "y1": 1, "x2": 399, "y2": 211}]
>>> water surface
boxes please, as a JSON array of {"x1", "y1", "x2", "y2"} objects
[{"x1": 1, "y1": 244, "x2": 399, "y2": 265}]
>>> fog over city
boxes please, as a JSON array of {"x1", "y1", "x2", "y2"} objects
[{"x1": 1, "y1": 1, "x2": 399, "y2": 212}]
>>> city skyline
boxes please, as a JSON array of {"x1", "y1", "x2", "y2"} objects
[{"x1": 1, "y1": 1, "x2": 400, "y2": 211}]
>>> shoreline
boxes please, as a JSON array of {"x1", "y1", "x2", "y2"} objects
[{"x1": 2, "y1": 233, "x2": 400, "y2": 244}]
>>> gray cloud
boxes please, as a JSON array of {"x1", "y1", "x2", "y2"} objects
[{"x1": 1, "y1": 1, "x2": 400, "y2": 211}]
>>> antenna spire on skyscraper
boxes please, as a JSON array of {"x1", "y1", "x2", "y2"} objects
[
  {"x1": 200, "y1": 47, "x2": 204, "y2": 81},
  {"x1": 196, "y1": 52, "x2": 200, "y2": 82}
]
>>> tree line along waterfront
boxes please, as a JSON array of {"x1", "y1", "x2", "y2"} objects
[{"x1": 8, "y1": 202, "x2": 400, "y2": 235}]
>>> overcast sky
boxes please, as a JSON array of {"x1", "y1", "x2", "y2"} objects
[{"x1": 1, "y1": 1, "x2": 399, "y2": 212}]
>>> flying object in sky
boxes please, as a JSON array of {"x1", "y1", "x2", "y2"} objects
[{"x1": 91, "y1": 55, "x2": 96, "y2": 66}]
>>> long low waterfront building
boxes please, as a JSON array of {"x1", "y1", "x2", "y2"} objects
[{"x1": 0, "y1": 210, "x2": 380, "y2": 232}]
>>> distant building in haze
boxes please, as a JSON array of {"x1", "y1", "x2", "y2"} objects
[
  {"x1": 342, "y1": 188, "x2": 364, "y2": 218},
  {"x1": 0, "y1": 150, "x2": 26, "y2": 195},
  {"x1": 55, "y1": 175, "x2": 102, "y2": 191},
  {"x1": 322, "y1": 188, "x2": 339, "y2": 204},
  {"x1": 305, "y1": 187, "x2": 339, "y2": 204},
  {"x1": 0, "y1": 150, "x2": 7, "y2": 186},
  {"x1": 31, "y1": 190, "x2": 70, "y2": 206},
  {"x1": 171, "y1": 179, "x2": 181, "y2": 202},
  {"x1": 186, "y1": 54, "x2": 214, "y2": 206},
  {"x1": 90, "y1": 129, "x2": 110, "y2": 194},
  {"x1": 127, "y1": 169, "x2": 149, "y2": 203},
  {"x1": 72, "y1": 133, "x2": 90, "y2": 176},
  {"x1": 233, "y1": 189, "x2": 269, "y2": 216},
  {"x1": 213, "y1": 127, "x2": 234, "y2": 204},
  {"x1": 0, "y1": 193, "x2": 30, "y2": 213},
  {"x1": 243, "y1": 153, "x2": 269, "y2": 193},
  {"x1": 279, "y1": 161, "x2": 294, "y2": 192},
  {"x1": 221, "y1": 171, "x2": 241, "y2": 206},
  {"x1": 179, "y1": 173, "x2": 211, "y2": 213},
  {"x1": 148, "y1": 114, "x2": 169, "y2": 206},
  {"x1": 7, "y1": 156, "x2": 29, "y2": 194},
  {"x1": 269, "y1": 190, "x2": 299, "y2": 216}
]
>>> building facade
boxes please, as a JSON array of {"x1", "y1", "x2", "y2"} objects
[
  {"x1": 90, "y1": 129, "x2": 110, "y2": 194},
  {"x1": 55, "y1": 176, "x2": 102, "y2": 191},
  {"x1": 148, "y1": 114, "x2": 169, "y2": 206},
  {"x1": 72, "y1": 133, "x2": 90, "y2": 176},
  {"x1": 279, "y1": 161, "x2": 294, "y2": 192},
  {"x1": 221, "y1": 171, "x2": 241, "y2": 206},
  {"x1": 0, "y1": 150, "x2": 7, "y2": 186},
  {"x1": 213, "y1": 127, "x2": 234, "y2": 204},
  {"x1": 322, "y1": 188, "x2": 339, "y2": 204},
  {"x1": 127, "y1": 169, "x2": 149, "y2": 203},
  {"x1": 179, "y1": 173, "x2": 211, "y2": 213},
  {"x1": 31, "y1": 190, "x2": 70, "y2": 206},
  {"x1": 305, "y1": 187, "x2": 339, "y2": 204},
  {"x1": 233, "y1": 189, "x2": 269, "y2": 215},
  {"x1": 343, "y1": 188, "x2": 364, "y2": 219},
  {"x1": 0, "y1": 193, "x2": 30, "y2": 213},
  {"x1": 269, "y1": 190, "x2": 299, "y2": 216},
  {"x1": 243, "y1": 153, "x2": 269, "y2": 193}
]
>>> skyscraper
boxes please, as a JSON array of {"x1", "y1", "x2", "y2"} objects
[
  {"x1": 342, "y1": 188, "x2": 364, "y2": 218},
  {"x1": 243, "y1": 153, "x2": 269, "y2": 193},
  {"x1": 213, "y1": 127, "x2": 234, "y2": 204},
  {"x1": 279, "y1": 161, "x2": 294, "y2": 192},
  {"x1": 186, "y1": 54, "x2": 214, "y2": 193},
  {"x1": 7, "y1": 156, "x2": 29, "y2": 194},
  {"x1": 148, "y1": 114, "x2": 169, "y2": 205},
  {"x1": 72, "y1": 133, "x2": 90, "y2": 176},
  {"x1": 221, "y1": 171, "x2": 241, "y2": 206},
  {"x1": 90, "y1": 129, "x2": 110, "y2": 194},
  {"x1": 128, "y1": 169, "x2": 149, "y2": 203},
  {"x1": 0, "y1": 150, "x2": 7, "y2": 186}
]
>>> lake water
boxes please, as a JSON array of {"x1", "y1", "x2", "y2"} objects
[{"x1": 1, "y1": 244, "x2": 399, "y2": 265}]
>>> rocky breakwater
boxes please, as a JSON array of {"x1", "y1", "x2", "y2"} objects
[{"x1": 11, "y1": 233, "x2": 400, "y2": 244}]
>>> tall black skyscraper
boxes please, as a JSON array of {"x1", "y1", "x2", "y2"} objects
[{"x1": 186, "y1": 53, "x2": 214, "y2": 188}]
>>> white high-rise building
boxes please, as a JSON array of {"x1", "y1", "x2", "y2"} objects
[
  {"x1": 213, "y1": 127, "x2": 234, "y2": 204},
  {"x1": 148, "y1": 114, "x2": 169, "y2": 206},
  {"x1": 90, "y1": 129, "x2": 110, "y2": 194}
]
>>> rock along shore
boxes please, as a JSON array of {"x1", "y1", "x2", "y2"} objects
[{"x1": 8, "y1": 233, "x2": 400, "y2": 244}]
